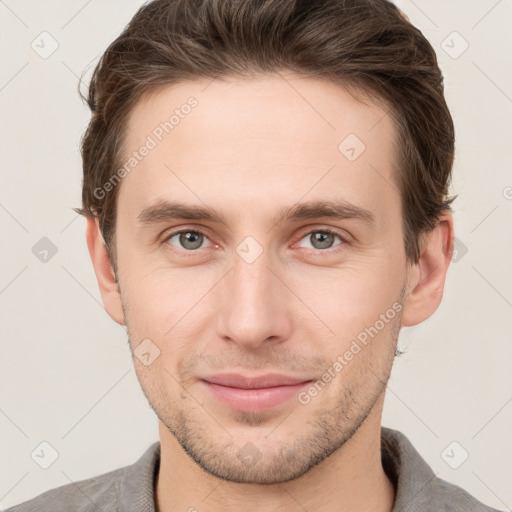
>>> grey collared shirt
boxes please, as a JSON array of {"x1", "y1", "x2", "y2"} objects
[{"x1": 5, "y1": 427, "x2": 502, "y2": 511}]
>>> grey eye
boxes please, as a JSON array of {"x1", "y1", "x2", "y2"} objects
[
  {"x1": 299, "y1": 231, "x2": 341, "y2": 250},
  {"x1": 169, "y1": 231, "x2": 207, "y2": 250}
]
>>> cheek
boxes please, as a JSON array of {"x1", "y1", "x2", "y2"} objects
[
  {"x1": 287, "y1": 255, "x2": 404, "y2": 341},
  {"x1": 119, "y1": 258, "x2": 216, "y2": 338}
]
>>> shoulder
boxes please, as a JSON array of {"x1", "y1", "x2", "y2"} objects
[
  {"x1": 430, "y1": 475, "x2": 503, "y2": 512},
  {"x1": 381, "y1": 427, "x2": 504, "y2": 512},
  {"x1": 4, "y1": 441, "x2": 160, "y2": 512},
  {"x1": 3, "y1": 466, "x2": 124, "y2": 512}
]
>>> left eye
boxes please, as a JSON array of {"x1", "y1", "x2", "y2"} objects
[
  {"x1": 297, "y1": 230, "x2": 344, "y2": 250},
  {"x1": 166, "y1": 230, "x2": 211, "y2": 251}
]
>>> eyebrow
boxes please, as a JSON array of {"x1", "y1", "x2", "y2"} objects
[
  {"x1": 272, "y1": 200, "x2": 375, "y2": 226},
  {"x1": 137, "y1": 199, "x2": 375, "y2": 228}
]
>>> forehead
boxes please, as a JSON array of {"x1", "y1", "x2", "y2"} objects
[
  {"x1": 119, "y1": 73, "x2": 399, "y2": 221},
  {"x1": 126, "y1": 73, "x2": 393, "y2": 149}
]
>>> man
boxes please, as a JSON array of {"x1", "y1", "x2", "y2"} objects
[{"x1": 7, "y1": 0, "x2": 502, "y2": 511}]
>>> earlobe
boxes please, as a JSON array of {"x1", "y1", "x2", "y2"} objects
[
  {"x1": 401, "y1": 211, "x2": 454, "y2": 327},
  {"x1": 85, "y1": 217, "x2": 126, "y2": 325}
]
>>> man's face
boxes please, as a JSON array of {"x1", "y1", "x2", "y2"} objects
[{"x1": 113, "y1": 73, "x2": 409, "y2": 483}]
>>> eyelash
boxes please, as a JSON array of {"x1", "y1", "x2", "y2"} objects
[{"x1": 161, "y1": 227, "x2": 348, "y2": 255}]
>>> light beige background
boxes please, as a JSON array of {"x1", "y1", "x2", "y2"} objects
[{"x1": 1, "y1": 0, "x2": 511, "y2": 510}]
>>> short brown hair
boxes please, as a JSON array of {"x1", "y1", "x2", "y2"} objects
[{"x1": 75, "y1": 0, "x2": 455, "y2": 266}]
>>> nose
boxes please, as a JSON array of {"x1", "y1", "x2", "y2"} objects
[{"x1": 215, "y1": 250, "x2": 293, "y2": 350}]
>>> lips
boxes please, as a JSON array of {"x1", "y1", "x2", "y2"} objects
[
  {"x1": 201, "y1": 377, "x2": 312, "y2": 413},
  {"x1": 199, "y1": 373, "x2": 315, "y2": 412},
  {"x1": 201, "y1": 373, "x2": 312, "y2": 389}
]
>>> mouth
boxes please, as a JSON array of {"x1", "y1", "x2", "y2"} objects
[{"x1": 200, "y1": 373, "x2": 314, "y2": 412}]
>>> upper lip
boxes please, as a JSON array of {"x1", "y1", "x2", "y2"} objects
[{"x1": 201, "y1": 373, "x2": 313, "y2": 389}]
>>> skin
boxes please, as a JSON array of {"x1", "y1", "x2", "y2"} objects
[{"x1": 86, "y1": 72, "x2": 453, "y2": 512}]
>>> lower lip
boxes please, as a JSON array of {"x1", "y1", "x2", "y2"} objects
[{"x1": 202, "y1": 380, "x2": 312, "y2": 412}]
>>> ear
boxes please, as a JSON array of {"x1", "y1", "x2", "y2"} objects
[
  {"x1": 401, "y1": 211, "x2": 454, "y2": 327},
  {"x1": 86, "y1": 217, "x2": 125, "y2": 325}
]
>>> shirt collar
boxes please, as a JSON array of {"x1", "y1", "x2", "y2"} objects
[
  {"x1": 118, "y1": 440, "x2": 160, "y2": 512},
  {"x1": 381, "y1": 427, "x2": 439, "y2": 511},
  {"x1": 117, "y1": 427, "x2": 439, "y2": 512}
]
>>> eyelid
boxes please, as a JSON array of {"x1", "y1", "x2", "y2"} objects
[{"x1": 294, "y1": 225, "x2": 349, "y2": 241}]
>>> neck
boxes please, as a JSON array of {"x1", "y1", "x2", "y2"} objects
[{"x1": 155, "y1": 398, "x2": 395, "y2": 512}]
